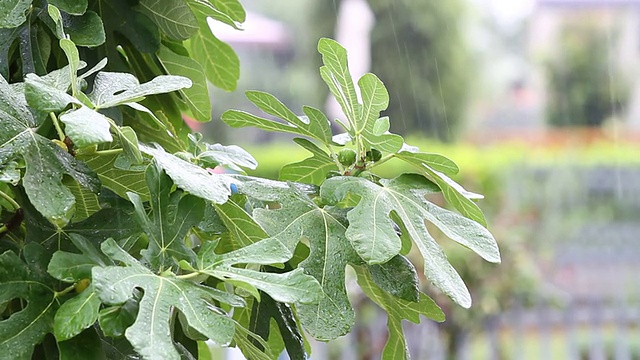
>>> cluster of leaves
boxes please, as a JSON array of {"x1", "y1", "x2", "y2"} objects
[{"x1": 0, "y1": 1, "x2": 499, "y2": 359}]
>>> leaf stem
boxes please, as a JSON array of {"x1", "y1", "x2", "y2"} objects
[
  {"x1": 177, "y1": 271, "x2": 203, "y2": 280},
  {"x1": 55, "y1": 284, "x2": 77, "y2": 298},
  {"x1": 0, "y1": 225, "x2": 7, "y2": 235},
  {"x1": 94, "y1": 148, "x2": 123, "y2": 156},
  {"x1": 327, "y1": 145, "x2": 345, "y2": 173},
  {"x1": 49, "y1": 112, "x2": 65, "y2": 141},
  {"x1": 0, "y1": 189, "x2": 20, "y2": 210},
  {"x1": 366, "y1": 153, "x2": 396, "y2": 171}
]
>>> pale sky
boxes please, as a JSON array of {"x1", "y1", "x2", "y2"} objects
[{"x1": 479, "y1": 0, "x2": 536, "y2": 27}]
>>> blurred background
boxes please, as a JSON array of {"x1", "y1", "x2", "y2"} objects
[{"x1": 200, "y1": 0, "x2": 640, "y2": 359}]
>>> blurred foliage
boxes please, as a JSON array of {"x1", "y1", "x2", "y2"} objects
[
  {"x1": 205, "y1": 0, "x2": 333, "y2": 143},
  {"x1": 425, "y1": 230, "x2": 539, "y2": 359},
  {"x1": 243, "y1": 137, "x2": 640, "y2": 185},
  {"x1": 545, "y1": 18, "x2": 629, "y2": 127},
  {"x1": 367, "y1": 0, "x2": 472, "y2": 141},
  {"x1": 213, "y1": 0, "x2": 473, "y2": 143}
]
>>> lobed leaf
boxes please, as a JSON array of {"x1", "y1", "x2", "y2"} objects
[
  {"x1": 249, "y1": 291, "x2": 307, "y2": 360},
  {"x1": 395, "y1": 149, "x2": 459, "y2": 176},
  {"x1": 63, "y1": 177, "x2": 101, "y2": 222},
  {"x1": 196, "y1": 239, "x2": 322, "y2": 304},
  {"x1": 78, "y1": 148, "x2": 149, "y2": 200},
  {"x1": 321, "y1": 174, "x2": 500, "y2": 307},
  {"x1": 240, "y1": 180, "x2": 362, "y2": 340},
  {"x1": 213, "y1": 199, "x2": 268, "y2": 248},
  {"x1": 2, "y1": 129, "x2": 100, "y2": 227},
  {"x1": 233, "y1": 322, "x2": 274, "y2": 360},
  {"x1": 318, "y1": 38, "x2": 361, "y2": 133},
  {"x1": 368, "y1": 255, "x2": 420, "y2": 303},
  {"x1": 357, "y1": 75, "x2": 403, "y2": 153},
  {"x1": 398, "y1": 151, "x2": 486, "y2": 225},
  {"x1": 24, "y1": 72, "x2": 80, "y2": 112},
  {"x1": 222, "y1": 92, "x2": 332, "y2": 145},
  {"x1": 93, "y1": 239, "x2": 240, "y2": 360},
  {"x1": 127, "y1": 163, "x2": 204, "y2": 271},
  {"x1": 209, "y1": 0, "x2": 246, "y2": 23},
  {"x1": 355, "y1": 266, "x2": 444, "y2": 360}
]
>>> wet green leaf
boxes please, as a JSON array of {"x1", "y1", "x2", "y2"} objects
[
  {"x1": 321, "y1": 174, "x2": 500, "y2": 307},
  {"x1": 95, "y1": 0, "x2": 160, "y2": 53},
  {"x1": 0, "y1": 161, "x2": 20, "y2": 185},
  {"x1": 60, "y1": 106, "x2": 113, "y2": 148},
  {"x1": 222, "y1": 92, "x2": 333, "y2": 145},
  {"x1": 249, "y1": 291, "x2": 306, "y2": 360},
  {"x1": 397, "y1": 153, "x2": 486, "y2": 225},
  {"x1": 30, "y1": 23, "x2": 51, "y2": 75},
  {"x1": 232, "y1": 322, "x2": 273, "y2": 360},
  {"x1": 93, "y1": 239, "x2": 240, "y2": 360},
  {"x1": 111, "y1": 125, "x2": 143, "y2": 165},
  {"x1": 0, "y1": 81, "x2": 100, "y2": 227},
  {"x1": 188, "y1": 27, "x2": 239, "y2": 91},
  {"x1": 213, "y1": 199, "x2": 268, "y2": 248},
  {"x1": 141, "y1": 144, "x2": 231, "y2": 204},
  {"x1": 53, "y1": 285, "x2": 101, "y2": 341},
  {"x1": 138, "y1": 0, "x2": 198, "y2": 40},
  {"x1": 318, "y1": 38, "x2": 361, "y2": 134},
  {"x1": 48, "y1": 251, "x2": 95, "y2": 283},
  {"x1": 279, "y1": 138, "x2": 337, "y2": 186},
  {"x1": 24, "y1": 72, "x2": 79, "y2": 112},
  {"x1": 78, "y1": 148, "x2": 149, "y2": 200},
  {"x1": 62, "y1": 10, "x2": 105, "y2": 46},
  {"x1": 0, "y1": 0, "x2": 31, "y2": 28},
  {"x1": 395, "y1": 150, "x2": 459, "y2": 175},
  {"x1": 195, "y1": 238, "x2": 322, "y2": 304},
  {"x1": 157, "y1": 44, "x2": 211, "y2": 121},
  {"x1": 89, "y1": 71, "x2": 191, "y2": 109},
  {"x1": 355, "y1": 266, "x2": 444, "y2": 360},
  {"x1": 98, "y1": 298, "x2": 138, "y2": 338},
  {"x1": 57, "y1": 327, "x2": 105, "y2": 360},
  {"x1": 0, "y1": 246, "x2": 57, "y2": 359},
  {"x1": 208, "y1": 0, "x2": 245, "y2": 23},
  {"x1": 0, "y1": 27, "x2": 20, "y2": 79},
  {"x1": 127, "y1": 164, "x2": 204, "y2": 271},
  {"x1": 357, "y1": 74, "x2": 403, "y2": 153},
  {"x1": 369, "y1": 255, "x2": 419, "y2": 303},
  {"x1": 198, "y1": 143, "x2": 257, "y2": 171},
  {"x1": 187, "y1": 0, "x2": 241, "y2": 30},
  {"x1": 241, "y1": 180, "x2": 362, "y2": 340},
  {"x1": 49, "y1": 0, "x2": 87, "y2": 15}
]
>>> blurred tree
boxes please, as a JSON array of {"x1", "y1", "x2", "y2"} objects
[
  {"x1": 545, "y1": 19, "x2": 629, "y2": 127},
  {"x1": 367, "y1": 0, "x2": 473, "y2": 141}
]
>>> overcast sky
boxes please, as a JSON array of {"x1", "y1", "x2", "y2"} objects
[{"x1": 478, "y1": 0, "x2": 536, "y2": 27}]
